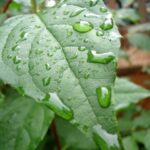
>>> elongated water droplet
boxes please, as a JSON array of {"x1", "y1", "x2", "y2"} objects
[
  {"x1": 42, "y1": 77, "x2": 51, "y2": 86},
  {"x1": 78, "y1": 46, "x2": 87, "y2": 51},
  {"x1": 100, "y1": 18, "x2": 113, "y2": 30},
  {"x1": 96, "y1": 30, "x2": 104, "y2": 36},
  {"x1": 100, "y1": 7, "x2": 108, "y2": 13},
  {"x1": 13, "y1": 56, "x2": 21, "y2": 64},
  {"x1": 84, "y1": 13, "x2": 100, "y2": 18},
  {"x1": 42, "y1": 93, "x2": 73, "y2": 120},
  {"x1": 70, "y1": 8, "x2": 85, "y2": 17},
  {"x1": 93, "y1": 125, "x2": 120, "y2": 150},
  {"x1": 96, "y1": 86, "x2": 111, "y2": 108},
  {"x1": 73, "y1": 21, "x2": 93, "y2": 33},
  {"x1": 89, "y1": 0, "x2": 99, "y2": 7},
  {"x1": 88, "y1": 50, "x2": 115, "y2": 64}
]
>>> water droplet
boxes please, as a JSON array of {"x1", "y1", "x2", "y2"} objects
[
  {"x1": 72, "y1": 21, "x2": 93, "y2": 33},
  {"x1": 88, "y1": 50, "x2": 115, "y2": 64},
  {"x1": 12, "y1": 45, "x2": 19, "y2": 51},
  {"x1": 96, "y1": 86, "x2": 111, "y2": 108},
  {"x1": 20, "y1": 31, "x2": 28, "y2": 39},
  {"x1": 100, "y1": 18, "x2": 113, "y2": 31},
  {"x1": 84, "y1": 73, "x2": 90, "y2": 79},
  {"x1": 67, "y1": 30, "x2": 73, "y2": 37},
  {"x1": 70, "y1": 8, "x2": 85, "y2": 17},
  {"x1": 13, "y1": 56, "x2": 21, "y2": 64},
  {"x1": 78, "y1": 46, "x2": 87, "y2": 51},
  {"x1": 42, "y1": 77, "x2": 51, "y2": 86},
  {"x1": 35, "y1": 49, "x2": 44, "y2": 55},
  {"x1": 89, "y1": 0, "x2": 99, "y2": 7},
  {"x1": 100, "y1": 7, "x2": 108, "y2": 13},
  {"x1": 45, "y1": 0, "x2": 56, "y2": 7},
  {"x1": 71, "y1": 52, "x2": 78, "y2": 59},
  {"x1": 84, "y1": 38, "x2": 89, "y2": 43},
  {"x1": 63, "y1": 10, "x2": 69, "y2": 15},
  {"x1": 93, "y1": 125, "x2": 120, "y2": 150},
  {"x1": 84, "y1": 13, "x2": 100, "y2": 18},
  {"x1": 42, "y1": 93, "x2": 73, "y2": 120},
  {"x1": 45, "y1": 63, "x2": 51, "y2": 71},
  {"x1": 96, "y1": 30, "x2": 104, "y2": 36}
]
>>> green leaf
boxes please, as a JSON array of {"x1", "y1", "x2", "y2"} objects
[
  {"x1": 122, "y1": 136, "x2": 138, "y2": 150},
  {"x1": 0, "y1": 0, "x2": 121, "y2": 148},
  {"x1": 114, "y1": 78, "x2": 150, "y2": 111},
  {"x1": 128, "y1": 33, "x2": 150, "y2": 51},
  {"x1": 56, "y1": 117, "x2": 97, "y2": 150},
  {"x1": 143, "y1": 129, "x2": 150, "y2": 150},
  {"x1": 0, "y1": 89, "x2": 54, "y2": 150}
]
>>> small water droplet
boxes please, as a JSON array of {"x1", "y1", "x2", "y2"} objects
[
  {"x1": 84, "y1": 73, "x2": 90, "y2": 79},
  {"x1": 84, "y1": 38, "x2": 89, "y2": 43},
  {"x1": 17, "y1": 87, "x2": 25, "y2": 96},
  {"x1": 96, "y1": 30, "x2": 104, "y2": 36},
  {"x1": 89, "y1": 0, "x2": 99, "y2": 7},
  {"x1": 35, "y1": 49, "x2": 44, "y2": 55},
  {"x1": 84, "y1": 13, "x2": 100, "y2": 18},
  {"x1": 42, "y1": 77, "x2": 51, "y2": 86},
  {"x1": 96, "y1": 86, "x2": 111, "y2": 108},
  {"x1": 93, "y1": 125, "x2": 120, "y2": 150},
  {"x1": 20, "y1": 31, "x2": 28, "y2": 39},
  {"x1": 100, "y1": 18, "x2": 113, "y2": 31},
  {"x1": 45, "y1": 0, "x2": 56, "y2": 7},
  {"x1": 88, "y1": 50, "x2": 115, "y2": 64},
  {"x1": 78, "y1": 46, "x2": 87, "y2": 51},
  {"x1": 45, "y1": 63, "x2": 51, "y2": 71},
  {"x1": 99, "y1": 7, "x2": 108, "y2": 13},
  {"x1": 63, "y1": 10, "x2": 69, "y2": 15},
  {"x1": 42, "y1": 93, "x2": 73, "y2": 120},
  {"x1": 67, "y1": 30, "x2": 73, "y2": 37},
  {"x1": 70, "y1": 8, "x2": 85, "y2": 17},
  {"x1": 12, "y1": 45, "x2": 19, "y2": 51},
  {"x1": 73, "y1": 21, "x2": 93, "y2": 33},
  {"x1": 13, "y1": 56, "x2": 21, "y2": 64}
]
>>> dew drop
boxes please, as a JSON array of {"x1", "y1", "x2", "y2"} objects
[
  {"x1": 45, "y1": 63, "x2": 51, "y2": 71},
  {"x1": 35, "y1": 49, "x2": 44, "y2": 55},
  {"x1": 70, "y1": 8, "x2": 85, "y2": 17},
  {"x1": 45, "y1": 0, "x2": 56, "y2": 7},
  {"x1": 89, "y1": 0, "x2": 99, "y2": 7},
  {"x1": 63, "y1": 10, "x2": 69, "y2": 15},
  {"x1": 96, "y1": 86, "x2": 111, "y2": 108},
  {"x1": 12, "y1": 45, "x2": 19, "y2": 51},
  {"x1": 87, "y1": 50, "x2": 115, "y2": 64},
  {"x1": 93, "y1": 125, "x2": 120, "y2": 150},
  {"x1": 16, "y1": 87, "x2": 25, "y2": 96},
  {"x1": 13, "y1": 56, "x2": 21, "y2": 64},
  {"x1": 84, "y1": 38, "x2": 89, "y2": 43},
  {"x1": 99, "y1": 7, "x2": 108, "y2": 13},
  {"x1": 42, "y1": 77, "x2": 51, "y2": 86},
  {"x1": 72, "y1": 21, "x2": 93, "y2": 33},
  {"x1": 78, "y1": 46, "x2": 87, "y2": 51},
  {"x1": 67, "y1": 30, "x2": 73, "y2": 37},
  {"x1": 20, "y1": 31, "x2": 28, "y2": 39},
  {"x1": 100, "y1": 18, "x2": 113, "y2": 31},
  {"x1": 42, "y1": 93, "x2": 73, "y2": 120},
  {"x1": 84, "y1": 73, "x2": 90, "y2": 79},
  {"x1": 96, "y1": 30, "x2": 104, "y2": 36}
]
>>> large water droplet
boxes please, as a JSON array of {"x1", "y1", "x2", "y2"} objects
[
  {"x1": 100, "y1": 7, "x2": 108, "y2": 13},
  {"x1": 42, "y1": 77, "x2": 51, "y2": 86},
  {"x1": 70, "y1": 8, "x2": 85, "y2": 17},
  {"x1": 73, "y1": 21, "x2": 93, "y2": 33},
  {"x1": 88, "y1": 50, "x2": 115, "y2": 64},
  {"x1": 89, "y1": 0, "x2": 99, "y2": 7},
  {"x1": 42, "y1": 93, "x2": 73, "y2": 120},
  {"x1": 96, "y1": 86, "x2": 111, "y2": 108},
  {"x1": 100, "y1": 18, "x2": 113, "y2": 31},
  {"x1": 93, "y1": 125, "x2": 120, "y2": 150},
  {"x1": 13, "y1": 56, "x2": 21, "y2": 64}
]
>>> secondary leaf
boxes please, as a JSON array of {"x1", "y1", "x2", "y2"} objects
[
  {"x1": 0, "y1": 0, "x2": 121, "y2": 148},
  {"x1": 0, "y1": 89, "x2": 54, "y2": 150},
  {"x1": 114, "y1": 78, "x2": 150, "y2": 111}
]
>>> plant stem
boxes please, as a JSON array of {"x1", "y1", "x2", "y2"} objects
[
  {"x1": 31, "y1": 0, "x2": 37, "y2": 13},
  {"x1": 2, "y1": 0, "x2": 12, "y2": 13},
  {"x1": 51, "y1": 120, "x2": 61, "y2": 150}
]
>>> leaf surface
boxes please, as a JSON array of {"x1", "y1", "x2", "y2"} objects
[{"x1": 0, "y1": 0, "x2": 121, "y2": 147}]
